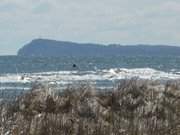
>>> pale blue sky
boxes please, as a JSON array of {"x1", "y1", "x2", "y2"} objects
[{"x1": 0, "y1": 0, "x2": 180, "y2": 55}]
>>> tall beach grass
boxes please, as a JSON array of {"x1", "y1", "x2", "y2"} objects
[{"x1": 0, "y1": 79, "x2": 180, "y2": 135}]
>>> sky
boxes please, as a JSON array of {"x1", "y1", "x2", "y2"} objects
[{"x1": 0, "y1": 0, "x2": 180, "y2": 55}]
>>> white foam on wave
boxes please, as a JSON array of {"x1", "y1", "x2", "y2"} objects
[
  {"x1": 0, "y1": 68, "x2": 180, "y2": 84},
  {"x1": 101, "y1": 68, "x2": 180, "y2": 80},
  {"x1": 0, "y1": 74, "x2": 31, "y2": 83},
  {"x1": 0, "y1": 87, "x2": 30, "y2": 90}
]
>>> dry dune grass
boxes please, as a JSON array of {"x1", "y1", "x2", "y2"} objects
[{"x1": 0, "y1": 79, "x2": 180, "y2": 135}]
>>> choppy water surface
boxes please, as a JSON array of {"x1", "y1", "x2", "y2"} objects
[{"x1": 1, "y1": 55, "x2": 180, "y2": 99}]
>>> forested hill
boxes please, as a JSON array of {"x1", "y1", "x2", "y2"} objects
[{"x1": 17, "y1": 39, "x2": 180, "y2": 57}]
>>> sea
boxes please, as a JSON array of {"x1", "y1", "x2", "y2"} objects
[{"x1": 1, "y1": 55, "x2": 180, "y2": 99}]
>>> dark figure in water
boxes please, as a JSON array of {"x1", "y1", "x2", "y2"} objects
[
  {"x1": 72, "y1": 64, "x2": 79, "y2": 70},
  {"x1": 73, "y1": 64, "x2": 77, "y2": 68}
]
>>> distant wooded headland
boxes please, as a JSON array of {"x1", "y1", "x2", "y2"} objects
[{"x1": 18, "y1": 39, "x2": 180, "y2": 57}]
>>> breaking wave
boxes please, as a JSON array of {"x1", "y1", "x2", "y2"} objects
[{"x1": 0, "y1": 68, "x2": 180, "y2": 85}]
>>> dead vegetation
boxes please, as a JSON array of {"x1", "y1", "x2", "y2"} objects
[{"x1": 1, "y1": 79, "x2": 180, "y2": 135}]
